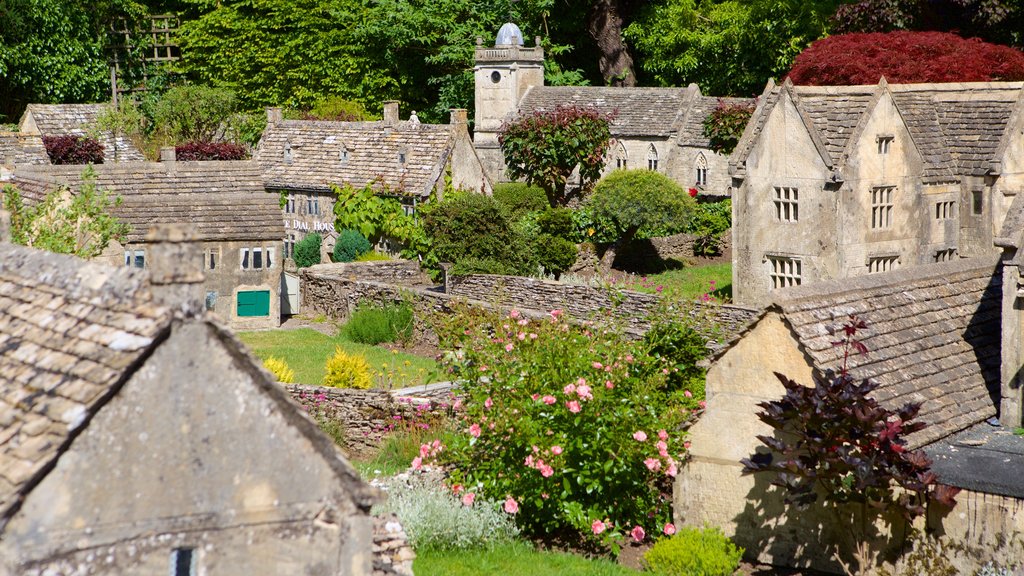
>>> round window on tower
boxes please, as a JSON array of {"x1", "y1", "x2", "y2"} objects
[{"x1": 490, "y1": 71, "x2": 501, "y2": 83}]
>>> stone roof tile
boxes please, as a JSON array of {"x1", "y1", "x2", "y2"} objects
[
  {"x1": 517, "y1": 86, "x2": 693, "y2": 138},
  {"x1": 20, "y1": 104, "x2": 146, "y2": 162},
  {"x1": 254, "y1": 120, "x2": 456, "y2": 197},
  {"x1": 0, "y1": 133, "x2": 49, "y2": 167},
  {"x1": 676, "y1": 96, "x2": 755, "y2": 148},
  {"x1": 773, "y1": 257, "x2": 1001, "y2": 449}
]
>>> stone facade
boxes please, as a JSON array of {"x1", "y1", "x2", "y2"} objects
[
  {"x1": 0, "y1": 229, "x2": 379, "y2": 576},
  {"x1": 255, "y1": 104, "x2": 492, "y2": 263},
  {"x1": 472, "y1": 23, "x2": 749, "y2": 196},
  {"x1": 731, "y1": 78, "x2": 1024, "y2": 307}
]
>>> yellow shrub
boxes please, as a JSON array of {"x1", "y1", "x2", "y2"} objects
[
  {"x1": 264, "y1": 356, "x2": 295, "y2": 383},
  {"x1": 323, "y1": 347, "x2": 373, "y2": 389}
]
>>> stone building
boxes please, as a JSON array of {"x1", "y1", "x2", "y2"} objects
[
  {"x1": 0, "y1": 226, "x2": 381, "y2": 576},
  {"x1": 676, "y1": 256, "x2": 1019, "y2": 573},
  {"x1": 11, "y1": 154, "x2": 284, "y2": 329},
  {"x1": 472, "y1": 23, "x2": 751, "y2": 196},
  {"x1": 254, "y1": 103, "x2": 491, "y2": 262},
  {"x1": 730, "y1": 78, "x2": 1024, "y2": 307},
  {"x1": 18, "y1": 103, "x2": 146, "y2": 162}
]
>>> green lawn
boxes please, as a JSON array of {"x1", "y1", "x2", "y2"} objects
[
  {"x1": 237, "y1": 328, "x2": 439, "y2": 388},
  {"x1": 620, "y1": 262, "x2": 732, "y2": 301},
  {"x1": 414, "y1": 542, "x2": 640, "y2": 576}
]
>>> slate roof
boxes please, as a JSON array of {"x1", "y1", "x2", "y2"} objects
[
  {"x1": 770, "y1": 257, "x2": 1001, "y2": 449},
  {"x1": 254, "y1": 119, "x2": 458, "y2": 197},
  {"x1": 0, "y1": 133, "x2": 49, "y2": 167},
  {"x1": 518, "y1": 86, "x2": 694, "y2": 138},
  {"x1": 675, "y1": 96, "x2": 755, "y2": 148},
  {"x1": 19, "y1": 104, "x2": 146, "y2": 162},
  {"x1": 11, "y1": 161, "x2": 282, "y2": 243},
  {"x1": 0, "y1": 243, "x2": 172, "y2": 523},
  {"x1": 926, "y1": 422, "x2": 1024, "y2": 499},
  {"x1": 731, "y1": 80, "x2": 1024, "y2": 184}
]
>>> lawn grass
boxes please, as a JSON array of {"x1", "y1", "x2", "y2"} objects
[
  {"x1": 414, "y1": 542, "x2": 640, "y2": 576},
  {"x1": 620, "y1": 262, "x2": 732, "y2": 301},
  {"x1": 237, "y1": 328, "x2": 439, "y2": 388}
]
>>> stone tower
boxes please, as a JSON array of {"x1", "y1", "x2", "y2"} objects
[{"x1": 473, "y1": 22, "x2": 544, "y2": 181}]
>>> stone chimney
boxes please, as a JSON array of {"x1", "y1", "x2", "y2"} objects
[
  {"x1": 383, "y1": 101, "x2": 400, "y2": 127},
  {"x1": 0, "y1": 210, "x2": 10, "y2": 243},
  {"x1": 267, "y1": 107, "x2": 283, "y2": 124},
  {"x1": 160, "y1": 146, "x2": 176, "y2": 163},
  {"x1": 449, "y1": 109, "x2": 468, "y2": 126},
  {"x1": 145, "y1": 224, "x2": 205, "y2": 317}
]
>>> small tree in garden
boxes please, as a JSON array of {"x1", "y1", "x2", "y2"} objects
[
  {"x1": 588, "y1": 169, "x2": 695, "y2": 269},
  {"x1": 332, "y1": 183, "x2": 434, "y2": 270},
  {"x1": 420, "y1": 192, "x2": 534, "y2": 276},
  {"x1": 787, "y1": 31, "x2": 1024, "y2": 86},
  {"x1": 703, "y1": 99, "x2": 756, "y2": 155},
  {"x1": 292, "y1": 233, "x2": 322, "y2": 268},
  {"x1": 498, "y1": 105, "x2": 614, "y2": 207},
  {"x1": 741, "y1": 315, "x2": 959, "y2": 569},
  {"x1": 150, "y1": 84, "x2": 240, "y2": 144}
]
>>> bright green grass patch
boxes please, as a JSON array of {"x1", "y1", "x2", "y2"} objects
[
  {"x1": 414, "y1": 542, "x2": 640, "y2": 576},
  {"x1": 237, "y1": 328, "x2": 439, "y2": 388},
  {"x1": 621, "y1": 262, "x2": 732, "y2": 301}
]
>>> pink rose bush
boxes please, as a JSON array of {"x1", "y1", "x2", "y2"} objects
[{"x1": 433, "y1": 306, "x2": 694, "y2": 545}]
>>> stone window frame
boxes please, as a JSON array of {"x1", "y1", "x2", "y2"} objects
[
  {"x1": 340, "y1": 143, "x2": 349, "y2": 164},
  {"x1": 284, "y1": 141, "x2": 293, "y2": 164},
  {"x1": 613, "y1": 142, "x2": 628, "y2": 170},
  {"x1": 206, "y1": 247, "x2": 221, "y2": 271},
  {"x1": 972, "y1": 189, "x2": 984, "y2": 215},
  {"x1": 171, "y1": 547, "x2": 197, "y2": 576},
  {"x1": 124, "y1": 248, "x2": 145, "y2": 269},
  {"x1": 877, "y1": 135, "x2": 894, "y2": 155},
  {"x1": 695, "y1": 153, "x2": 708, "y2": 187},
  {"x1": 870, "y1": 185, "x2": 895, "y2": 230},
  {"x1": 934, "y1": 200, "x2": 955, "y2": 220},
  {"x1": 773, "y1": 186, "x2": 799, "y2": 223},
  {"x1": 398, "y1": 146, "x2": 408, "y2": 166},
  {"x1": 766, "y1": 254, "x2": 802, "y2": 290},
  {"x1": 284, "y1": 194, "x2": 296, "y2": 214},
  {"x1": 867, "y1": 254, "x2": 900, "y2": 274},
  {"x1": 646, "y1": 144, "x2": 659, "y2": 171},
  {"x1": 240, "y1": 247, "x2": 276, "y2": 270},
  {"x1": 934, "y1": 248, "x2": 957, "y2": 263}
]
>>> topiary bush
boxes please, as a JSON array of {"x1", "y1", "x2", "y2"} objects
[
  {"x1": 293, "y1": 233, "x2": 322, "y2": 268},
  {"x1": 334, "y1": 229, "x2": 373, "y2": 262},
  {"x1": 174, "y1": 141, "x2": 248, "y2": 161},
  {"x1": 263, "y1": 357, "x2": 295, "y2": 383},
  {"x1": 323, "y1": 347, "x2": 373, "y2": 389},
  {"x1": 643, "y1": 526, "x2": 744, "y2": 576},
  {"x1": 533, "y1": 234, "x2": 578, "y2": 278},
  {"x1": 421, "y1": 192, "x2": 534, "y2": 275},
  {"x1": 492, "y1": 182, "x2": 549, "y2": 222},
  {"x1": 537, "y1": 208, "x2": 575, "y2": 239},
  {"x1": 342, "y1": 302, "x2": 414, "y2": 345},
  {"x1": 42, "y1": 135, "x2": 105, "y2": 164}
]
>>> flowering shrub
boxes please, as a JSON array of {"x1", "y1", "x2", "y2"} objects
[
  {"x1": 174, "y1": 141, "x2": 248, "y2": 161},
  {"x1": 431, "y1": 307, "x2": 692, "y2": 547},
  {"x1": 42, "y1": 135, "x2": 104, "y2": 164},
  {"x1": 263, "y1": 356, "x2": 295, "y2": 383},
  {"x1": 323, "y1": 346, "x2": 373, "y2": 389},
  {"x1": 702, "y1": 100, "x2": 755, "y2": 155}
]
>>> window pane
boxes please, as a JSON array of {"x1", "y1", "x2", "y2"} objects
[
  {"x1": 267, "y1": 248, "x2": 274, "y2": 269},
  {"x1": 241, "y1": 248, "x2": 249, "y2": 269},
  {"x1": 134, "y1": 251, "x2": 145, "y2": 268},
  {"x1": 253, "y1": 248, "x2": 263, "y2": 269}
]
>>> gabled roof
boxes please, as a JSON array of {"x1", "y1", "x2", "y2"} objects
[
  {"x1": 11, "y1": 161, "x2": 282, "y2": 243},
  {"x1": 18, "y1": 104, "x2": 146, "y2": 162},
  {"x1": 254, "y1": 119, "x2": 458, "y2": 197},
  {"x1": 731, "y1": 80, "x2": 1024, "y2": 184},
  {"x1": 714, "y1": 257, "x2": 1001, "y2": 449},
  {"x1": 0, "y1": 243, "x2": 172, "y2": 524},
  {"x1": 0, "y1": 240, "x2": 377, "y2": 528},
  {"x1": 675, "y1": 95, "x2": 755, "y2": 149},
  {"x1": 0, "y1": 133, "x2": 49, "y2": 167},
  {"x1": 518, "y1": 85, "x2": 695, "y2": 138}
]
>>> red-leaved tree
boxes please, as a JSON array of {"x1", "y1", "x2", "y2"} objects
[{"x1": 787, "y1": 31, "x2": 1024, "y2": 85}]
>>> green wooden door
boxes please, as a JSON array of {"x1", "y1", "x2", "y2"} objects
[{"x1": 237, "y1": 290, "x2": 271, "y2": 317}]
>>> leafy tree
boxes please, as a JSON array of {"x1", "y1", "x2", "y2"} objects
[
  {"x1": 2, "y1": 169, "x2": 130, "y2": 258},
  {"x1": 787, "y1": 31, "x2": 1024, "y2": 85},
  {"x1": 499, "y1": 105, "x2": 614, "y2": 207},
  {"x1": 94, "y1": 100, "x2": 150, "y2": 160},
  {"x1": 293, "y1": 233, "x2": 322, "y2": 268},
  {"x1": 331, "y1": 183, "x2": 434, "y2": 270},
  {"x1": 832, "y1": 0, "x2": 1024, "y2": 48},
  {"x1": 420, "y1": 192, "x2": 534, "y2": 276},
  {"x1": 588, "y1": 169, "x2": 694, "y2": 269},
  {"x1": 150, "y1": 84, "x2": 240, "y2": 144}
]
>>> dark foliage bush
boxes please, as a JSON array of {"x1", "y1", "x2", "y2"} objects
[
  {"x1": 174, "y1": 141, "x2": 248, "y2": 161},
  {"x1": 42, "y1": 135, "x2": 104, "y2": 164},
  {"x1": 702, "y1": 100, "x2": 756, "y2": 155},
  {"x1": 422, "y1": 192, "x2": 533, "y2": 276},
  {"x1": 788, "y1": 31, "x2": 1024, "y2": 86},
  {"x1": 293, "y1": 233, "x2": 322, "y2": 268},
  {"x1": 533, "y1": 234, "x2": 578, "y2": 278},
  {"x1": 492, "y1": 183, "x2": 549, "y2": 222},
  {"x1": 343, "y1": 302, "x2": 414, "y2": 345},
  {"x1": 333, "y1": 229, "x2": 372, "y2": 262},
  {"x1": 536, "y1": 208, "x2": 575, "y2": 239}
]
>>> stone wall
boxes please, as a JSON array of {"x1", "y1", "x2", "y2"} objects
[
  {"x1": 372, "y1": 514, "x2": 416, "y2": 576},
  {"x1": 304, "y1": 260, "x2": 431, "y2": 287}
]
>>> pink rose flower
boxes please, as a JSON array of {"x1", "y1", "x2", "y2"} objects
[
  {"x1": 566, "y1": 400, "x2": 582, "y2": 413},
  {"x1": 549, "y1": 309, "x2": 563, "y2": 319},
  {"x1": 592, "y1": 362, "x2": 603, "y2": 369},
  {"x1": 644, "y1": 458, "x2": 661, "y2": 472},
  {"x1": 524, "y1": 455, "x2": 534, "y2": 467},
  {"x1": 510, "y1": 309, "x2": 520, "y2": 319},
  {"x1": 542, "y1": 395, "x2": 557, "y2": 405},
  {"x1": 625, "y1": 354, "x2": 634, "y2": 363},
  {"x1": 529, "y1": 333, "x2": 538, "y2": 339},
  {"x1": 551, "y1": 445, "x2": 563, "y2": 455},
  {"x1": 462, "y1": 492, "x2": 476, "y2": 507},
  {"x1": 667, "y1": 460, "x2": 678, "y2": 477},
  {"x1": 540, "y1": 464, "x2": 554, "y2": 478},
  {"x1": 504, "y1": 497, "x2": 519, "y2": 514},
  {"x1": 563, "y1": 383, "x2": 576, "y2": 395},
  {"x1": 577, "y1": 384, "x2": 593, "y2": 400},
  {"x1": 419, "y1": 444, "x2": 430, "y2": 457},
  {"x1": 452, "y1": 484, "x2": 464, "y2": 494},
  {"x1": 698, "y1": 400, "x2": 707, "y2": 409},
  {"x1": 631, "y1": 525, "x2": 646, "y2": 542},
  {"x1": 684, "y1": 390, "x2": 693, "y2": 398},
  {"x1": 591, "y1": 520, "x2": 607, "y2": 535},
  {"x1": 411, "y1": 456, "x2": 422, "y2": 470},
  {"x1": 469, "y1": 423, "x2": 481, "y2": 437},
  {"x1": 605, "y1": 380, "x2": 614, "y2": 389},
  {"x1": 633, "y1": 430, "x2": 648, "y2": 442},
  {"x1": 505, "y1": 343, "x2": 514, "y2": 352},
  {"x1": 518, "y1": 332, "x2": 526, "y2": 340},
  {"x1": 658, "y1": 429, "x2": 669, "y2": 441},
  {"x1": 656, "y1": 440, "x2": 669, "y2": 458},
  {"x1": 663, "y1": 523, "x2": 676, "y2": 536},
  {"x1": 484, "y1": 397, "x2": 493, "y2": 409}
]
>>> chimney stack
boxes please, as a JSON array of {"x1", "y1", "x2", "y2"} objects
[
  {"x1": 267, "y1": 107, "x2": 283, "y2": 124},
  {"x1": 0, "y1": 210, "x2": 10, "y2": 243},
  {"x1": 145, "y1": 224, "x2": 205, "y2": 317},
  {"x1": 160, "y1": 146, "x2": 176, "y2": 163},
  {"x1": 383, "y1": 101, "x2": 400, "y2": 127},
  {"x1": 449, "y1": 109, "x2": 468, "y2": 126}
]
